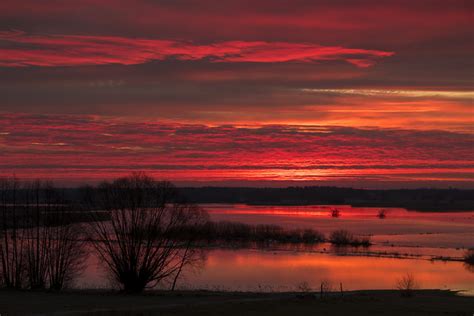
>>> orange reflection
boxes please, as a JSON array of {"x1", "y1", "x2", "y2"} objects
[{"x1": 77, "y1": 249, "x2": 474, "y2": 293}]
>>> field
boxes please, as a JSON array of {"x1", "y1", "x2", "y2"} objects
[{"x1": 0, "y1": 289, "x2": 473, "y2": 315}]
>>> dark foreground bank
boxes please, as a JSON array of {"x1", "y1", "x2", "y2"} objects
[{"x1": 0, "y1": 289, "x2": 473, "y2": 316}]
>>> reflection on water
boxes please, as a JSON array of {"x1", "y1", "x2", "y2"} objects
[
  {"x1": 76, "y1": 248, "x2": 474, "y2": 294},
  {"x1": 75, "y1": 204, "x2": 473, "y2": 294},
  {"x1": 186, "y1": 249, "x2": 474, "y2": 293},
  {"x1": 204, "y1": 204, "x2": 474, "y2": 221},
  {"x1": 205, "y1": 204, "x2": 474, "y2": 249}
]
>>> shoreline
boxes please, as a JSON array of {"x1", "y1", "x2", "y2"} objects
[
  {"x1": 1, "y1": 288, "x2": 473, "y2": 315},
  {"x1": 245, "y1": 202, "x2": 474, "y2": 212}
]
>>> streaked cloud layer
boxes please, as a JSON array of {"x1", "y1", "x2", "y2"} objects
[{"x1": 0, "y1": 114, "x2": 472, "y2": 187}]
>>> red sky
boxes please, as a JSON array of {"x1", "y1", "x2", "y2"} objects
[{"x1": 0, "y1": 0, "x2": 473, "y2": 187}]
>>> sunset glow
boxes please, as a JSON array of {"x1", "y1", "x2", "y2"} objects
[{"x1": 0, "y1": 0, "x2": 472, "y2": 187}]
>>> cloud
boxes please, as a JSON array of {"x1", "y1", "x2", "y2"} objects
[
  {"x1": 0, "y1": 1, "x2": 471, "y2": 188},
  {"x1": 301, "y1": 89, "x2": 474, "y2": 100},
  {"x1": 0, "y1": 113, "x2": 472, "y2": 187},
  {"x1": 0, "y1": 31, "x2": 393, "y2": 68}
]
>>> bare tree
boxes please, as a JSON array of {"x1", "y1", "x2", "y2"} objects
[
  {"x1": 24, "y1": 180, "x2": 50, "y2": 289},
  {"x1": 87, "y1": 173, "x2": 208, "y2": 293},
  {"x1": 46, "y1": 223, "x2": 86, "y2": 290},
  {"x1": 0, "y1": 177, "x2": 25, "y2": 288},
  {"x1": 0, "y1": 178, "x2": 86, "y2": 290},
  {"x1": 42, "y1": 186, "x2": 87, "y2": 291},
  {"x1": 169, "y1": 238, "x2": 207, "y2": 291}
]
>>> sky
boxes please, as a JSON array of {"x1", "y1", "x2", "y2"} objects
[{"x1": 0, "y1": 0, "x2": 473, "y2": 188}]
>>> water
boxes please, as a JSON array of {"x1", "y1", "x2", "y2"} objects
[
  {"x1": 205, "y1": 204, "x2": 474, "y2": 249},
  {"x1": 76, "y1": 204, "x2": 474, "y2": 293},
  {"x1": 179, "y1": 249, "x2": 474, "y2": 293}
]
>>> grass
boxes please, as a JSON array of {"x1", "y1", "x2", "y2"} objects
[{"x1": 0, "y1": 289, "x2": 472, "y2": 316}]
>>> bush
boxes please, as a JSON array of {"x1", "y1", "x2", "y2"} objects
[
  {"x1": 396, "y1": 273, "x2": 418, "y2": 297},
  {"x1": 302, "y1": 229, "x2": 325, "y2": 243},
  {"x1": 464, "y1": 249, "x2": 474, "y2": 265},
  {"x1": 0, "y1": 178, "x2": 86, "y2": 290},
  {"x1": 329, "y1": 230, "x2": 371, "y2": 247},
  {"x1": 297, "y1": 281, "x2": 312, "y2": 293},
  {"x1": 330, "y1": 230, "x2": 353, "y2": 244},
  {"x1": 377, "y1": 209, "x2": 388, "y2": 219},
  {"x1": 178, "y1": 221, "x2": 325, "y2": 245}
]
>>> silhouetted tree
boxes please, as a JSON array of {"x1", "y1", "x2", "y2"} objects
[
  {"x1": 41, "y1": 186, "x2": 87, "y2": 291},
  {"x1": 0, "y1": 177, "x2": 25, "y2": 288},
  {"x1": 24, "y1": 180, "x2": 50, "y2": 289},
  {"x1": 0, "y1": 178, "x2": 86, "y2": 290},
  {"x1": 86, "y1": 173, "x2": 208, "y2": 293}
]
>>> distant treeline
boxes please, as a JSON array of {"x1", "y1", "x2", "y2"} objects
[
  {"x1": 7, "y1": 186, "x2": 474, "y2": 212},
  {"x1": 177, "y1": 187, "x2": 474, "y2": 211}
]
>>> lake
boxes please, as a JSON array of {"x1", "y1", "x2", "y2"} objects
[{"x1": 76, "y1": 204, "x2": 474, "y2": 294}]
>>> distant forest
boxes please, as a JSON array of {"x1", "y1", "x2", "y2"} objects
[
  {"x1": 54, "y1": 186, "x2": 473, "y2": 212},
  {"x1": 176, "y1": 187, "x2": 474, "y2": 212}
]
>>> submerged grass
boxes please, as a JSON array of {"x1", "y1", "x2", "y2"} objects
[
  {"x1": 172, "y1": 221, "x2": 326, "y2": 244},
  {"x1": 170, "y1": 222, "x2": 371, "y2": 247}
]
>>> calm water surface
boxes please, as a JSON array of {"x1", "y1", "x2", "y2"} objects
[{"x1": 76, "y1": 204, "x2": 474, "y2": 294}]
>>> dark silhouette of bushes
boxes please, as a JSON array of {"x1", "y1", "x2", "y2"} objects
[
  {"x1": 0, "y1": 177, "x2": 25, "y2": 289},
  {"x1": 377, "y1": 209, "x2": 388, "y2": 219},
  {"x1": 0, "y1": 177, "x2": 86, "y2": 290},
  {"x1": 331, "y1": 209, "x2": 340, "y2": 218},
  {"x1": 329, "y1": 230, "x2": 371, "y2": 247},
  {"x1": 464, "y1": 250, "x2": 474, "y2": 265},
  {"x1": 396, "y1": 273, "x2": 418, "y2": 297},
  {"x1": 170, "y1": 221, "x2": 325, "y2": 245}
]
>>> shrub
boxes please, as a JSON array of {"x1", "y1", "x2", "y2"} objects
[
  {"x1": 377, "y1": 209, "x2": 388, "y2": 219},
  {"x1": 178, "y1": 221, "x2": 325, "y2": 245},
  {"x1": 297, "y1": 281, "x2": 312, "y2": 293},
  {"x1": 329, "y1": 230, "x2": 371, "y2": 247},
  {"x1": 396, "y1": 273, "x2": 418, "y2": 297},
  {"x1": 0, "y1": 178, "x2": 86, "y2": 290},
  {"x1": 319, "y1": 279, "x2": 333, "y2": 298},
  {"x1": 329, "y1": 230, "x2": 353, "y2": 244},
  {"x1": 464, "y1": 249, "x2": 474, "y2": 265},
  {"x1": 301, "y1": 229, "x2": 325, "y2": 243}
]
